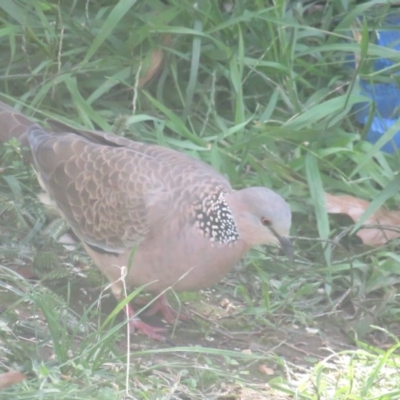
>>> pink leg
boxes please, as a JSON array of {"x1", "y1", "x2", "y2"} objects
[
  {"x1": 145, "y1": 294, "x2": 190, "y2": 324},
  {"x1": 124, "y1": 303, "x2": 166, "y2": 342}
]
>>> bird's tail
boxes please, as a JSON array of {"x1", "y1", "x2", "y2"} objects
[{"x1": 0, "y1": 100, "x2": 41, "y2": 147}]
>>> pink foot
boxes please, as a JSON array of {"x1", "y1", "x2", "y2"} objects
[
  {"x1": 145, "y1": 294, "x2": 190, "y2": 324},
  {"x1": 124, "y1": 304, "x2": 166, "y2": 342}
]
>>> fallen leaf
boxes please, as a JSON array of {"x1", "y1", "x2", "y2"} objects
[
  {"x1": 219, "y1": 298, "x2": 236, "y2": 313},
  {"x1": 258, "y1": 364, "x2": 275, "y2": 376},
  {"x1": 0, "y1": 371, "x2": 27, "y2": 390},
  {"x1": 138, "y1": 34, "x2": 172, "y2": 87},
  {"x1": 325, "y1": 193, "x2": 400, "y2": 246}
]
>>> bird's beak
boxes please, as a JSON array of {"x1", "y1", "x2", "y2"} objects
[{"x1": 277, "y1": 236, "x2": 294, "y2": 263}]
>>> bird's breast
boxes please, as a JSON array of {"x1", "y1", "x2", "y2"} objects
[{"x1": 128, "y1": 235, "x2": 247, "y2": 293}]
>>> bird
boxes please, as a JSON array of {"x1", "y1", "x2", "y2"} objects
[{"x1": 0, "y1": 100, "x2": 293, "y2": 341}]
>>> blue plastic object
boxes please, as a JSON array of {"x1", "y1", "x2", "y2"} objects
[{"x1": 353, "y1": 14, "x2": 400, "y2": 153}]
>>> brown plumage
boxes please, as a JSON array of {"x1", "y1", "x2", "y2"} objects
[{"x1": 0, "y1": 101, "x2": 293, "y2": 341}]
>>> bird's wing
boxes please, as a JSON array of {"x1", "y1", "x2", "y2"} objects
[
  {"x1": 27, "y1": 125, "x2": 232, "y2": 253},
  {"x1": 27, "y1": 126, "x2": 163, "y2": 252},
  {"x1": 0, "y1": 100, "x2": 39, "y2": 147}
]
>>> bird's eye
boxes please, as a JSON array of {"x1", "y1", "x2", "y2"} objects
[{"x1": 261, "y1": 217, "x2": 271, "y2": 226}]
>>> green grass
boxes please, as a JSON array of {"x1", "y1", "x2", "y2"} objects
[{"x1": 1, "y1": 0, "x2": 400, "y2": 398}]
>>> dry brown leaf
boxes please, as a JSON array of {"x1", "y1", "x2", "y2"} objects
[
  {"x1": 325, "y1": 193, "x2": 400, "y2": 246},
  {"x1": 138, "y1": 34, "x2": 172, "y2": 87},
  {"x1": 219, "y1": 298, "x2": 236, "y2": 313},
  {"x1": 0, "y1": 371, "x2": 27, "y2": 390},
  {"x1": 258, "y1": 364, "x2": 275, "y2": 376},
  {"x1": 138, "y1": 48, "x2": 164, "y2": 87}
]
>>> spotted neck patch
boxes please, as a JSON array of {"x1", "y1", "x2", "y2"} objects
[{"x1": 193, "y1": 191, "x2": 239, "y2": 244}]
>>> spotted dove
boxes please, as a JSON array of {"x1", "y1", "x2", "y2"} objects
[{"x1": 0, "y1": 101, "x2": 292, "y2": 341}]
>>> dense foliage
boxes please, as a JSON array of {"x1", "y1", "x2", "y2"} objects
[{"x1": 1, "y1": 1, "x2": 400, "y2": 398}]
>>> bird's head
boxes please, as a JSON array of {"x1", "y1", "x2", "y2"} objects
[{"x1": 227, "y1": 187, "x2": 293, "y2": 260}]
